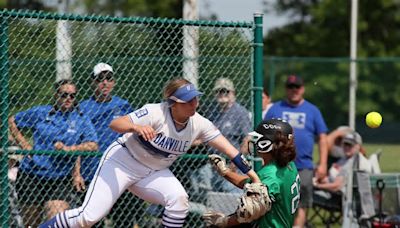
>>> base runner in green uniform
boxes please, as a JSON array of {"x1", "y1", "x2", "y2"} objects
[{"x1": 203, "y1": 119, "x2": 300, "y2": 227}]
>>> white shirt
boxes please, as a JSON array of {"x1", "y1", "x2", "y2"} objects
[{"x1": 118, "y1": 102, "x2": 221, "y2": 170}]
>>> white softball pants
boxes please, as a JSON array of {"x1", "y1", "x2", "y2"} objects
[{"x1": 59, "y1": 142, "x2": 189, "y2": 227}]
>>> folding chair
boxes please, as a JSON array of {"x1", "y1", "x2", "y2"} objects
[
  {"x1": 308, "y1": 190, "x2": 343, "y2": 227},
  {"x1": 308, "y1": 151, "x2": 383, "y2": 228}
]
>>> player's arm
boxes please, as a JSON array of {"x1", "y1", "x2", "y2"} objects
[
  {"x1": 109, "y1": 115, "x2": 156, "y2": 141},
  {"x1": 208, "y1": 154, "x2": 249, "y2": 188},
  {"x1": 8, "y1": 116, "x2": 32, "y2": 150},
  {"x1": 207, "y1": 135, "x2": 260, "y2": 183}
]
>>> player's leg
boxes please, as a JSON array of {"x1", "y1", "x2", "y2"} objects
[
  {"x1": 39, "y1": 142, "x2": 142, "y2": 228},
  {"x1": 294, "y1": 169, "x2": 313, "y2": 228},
  {"x1": 128, "y1": 168, "x2": 189, "y2": 228}
]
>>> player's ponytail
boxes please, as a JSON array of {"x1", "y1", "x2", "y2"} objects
[
  {"x1": 271, "y1": 132, "x2": 296, "y2": 167},
  {"x1": 163, "y1": 78, "x2": 191, "y2": 101}
]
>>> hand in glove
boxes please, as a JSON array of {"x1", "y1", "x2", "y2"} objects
[
  {"x1": 208, "y1": 154, "x2": 229, "y2": 176},
  {"x1": 203, "y1": 211, "x2": 229, "y2": 228}
]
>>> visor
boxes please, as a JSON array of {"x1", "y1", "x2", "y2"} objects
[{"x1": 169, "y1": 84, "x2": 203, "y2": 103}]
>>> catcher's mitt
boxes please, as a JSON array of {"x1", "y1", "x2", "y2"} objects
[{"x1": 236, "y1": 183, "x2": 272, "y2": 223}]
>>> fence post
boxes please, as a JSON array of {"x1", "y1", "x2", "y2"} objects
[
  {"x1": 253, "y1": 13, "x2": 263, "y2": 171},
  {"x1": 253, "y1": 13, "x2": 263, "y2": 127},
  {"x1": 0, "y1": 14, "x2": 9, "y2": 227}
]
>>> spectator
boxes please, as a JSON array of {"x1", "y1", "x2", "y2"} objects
[
  {"x1": 262, "y1": 88, "x2": 273, "y2": 119},
  {"x1": 78, "y1": 63, "x2": 134, "y2": 185},
  {"x1": 78, "y1": 63, "x2": 135, "y2": 227},
  {"x1": 264, "y1": 74, "x2": 329, "y2": 228},
  {"x1": 209, "y1": 78, "x2": 251, "y2": 150},
  {"x1": 193, "y1": 78, "x2": 252, "y2": 193},
  {"x1": 326, "y1": 126, "x2": 366, "y2": 168},
  {"x1": 314, "y1": 131, "x2": 363, "y2": 193},
  {"x1": 8, "y1": 79, "x2": 98, "y2": 227}
]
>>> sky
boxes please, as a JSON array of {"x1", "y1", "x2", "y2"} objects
[{"x1": 199, "y1": 0, "x2": 290, "y2": 34}]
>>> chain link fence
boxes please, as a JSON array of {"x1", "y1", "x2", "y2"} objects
[{"x1": 0, "y1": 10, "x2": 262, "y2": 227}]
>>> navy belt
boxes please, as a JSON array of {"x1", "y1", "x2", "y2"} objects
[{"x1": 137, "y1": 136, "x2": 173, "y2": 158}]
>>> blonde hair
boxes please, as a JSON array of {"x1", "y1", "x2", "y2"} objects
[{"x1": 163, "y1": 78, "x2": 191, "y2": 99}]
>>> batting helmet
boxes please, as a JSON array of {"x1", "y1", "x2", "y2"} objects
[{"x1": 248, "y1": 119, "x2": 293, "y2": 153}]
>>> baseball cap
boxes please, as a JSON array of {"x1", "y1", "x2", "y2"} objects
[
  {"x1": 342, "y1": 131, "x2": 362, "y2": 145},
  {"x1": 213, "y1": 78, "x2": 235, "y2": 91},
  {"x1": 285, "y1": 75, "x2": 304, "y2": 87},
  {"x1": 92, "y1": 63, "x2": 113, "y2": 78},
  {"x1": 168, "y1": 83, "x2": 203, "y2": 103}
]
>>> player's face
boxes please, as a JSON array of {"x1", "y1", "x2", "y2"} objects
[
  {"x1": 56, "y1": 84, "x2": 76, "y2": 111},
  {"x1": 94, "y1": 71, "x2": 115, "y2": 97},
  {"x1": 174, "y1": 97, "x2": 199, "y2": 117},
  {"x1": 285, "y1": 85, "x2": 304, "y2": 104}
]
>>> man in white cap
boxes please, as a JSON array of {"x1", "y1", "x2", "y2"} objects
[
  {"x1": 77, "y1": 63, "x2": 135, "y2": 227},
  {"x1": 78, "y1": 62, "x2": 134, "y2": 185}
]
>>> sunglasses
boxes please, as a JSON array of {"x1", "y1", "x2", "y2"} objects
[
  {"x1": 95, "y1": 72, "x2": 114, "y2": 82},
  {"x1": 343, "y1": 142, "x2": 355, "y2": 147},
  {"x1": 58, "y1": 92, "x2": 76, "y2": 99},
  {"x1": 286, "y1": 84, "x2": 301, "y2": 89},
  {"x1": 216, "y1": 88, "x2": 230, "y2": 95}
]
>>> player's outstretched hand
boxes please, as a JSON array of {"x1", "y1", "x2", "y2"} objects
[
  {"x1": 203, "y1": 211, "x2": 228, "y2": 228},
  {"x1": 134, "y1": 125, "x2": 156, "y2": 141},
  {"x1": 208, "y1": 154, "x2": 229, "y2": 176}
]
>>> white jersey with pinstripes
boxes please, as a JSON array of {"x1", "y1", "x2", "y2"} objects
[{"x1": 118, "y1": 102, "x2": 221, "y2": 170}]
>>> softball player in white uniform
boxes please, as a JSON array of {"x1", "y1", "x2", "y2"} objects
[{"x1": 40, "y1": 78, "x2": 260, "y2": 228}]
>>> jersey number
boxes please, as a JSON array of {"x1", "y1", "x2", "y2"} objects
[{"x1": 290, "y1": 174, "x2": 300, "y2": 214}]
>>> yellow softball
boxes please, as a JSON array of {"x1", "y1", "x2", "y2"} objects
[{"x1": 365, "y1": 112, "x2": 382, "y2": 128}]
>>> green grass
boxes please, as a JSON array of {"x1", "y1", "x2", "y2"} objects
[{"x1": 363, "y1": 144, "x2": 400, "y2": 173}]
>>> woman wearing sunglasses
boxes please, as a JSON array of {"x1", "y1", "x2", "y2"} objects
[{"x1": 8, "y1": 79, "x2": 98, "y2": 227}]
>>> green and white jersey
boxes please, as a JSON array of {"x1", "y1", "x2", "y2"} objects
[{"x1": 257, "y1": 161, "x2": 300, "y2": 228}]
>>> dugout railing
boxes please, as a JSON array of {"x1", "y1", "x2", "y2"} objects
[{"x1": 0, "y1": 9, "x2": 264, "y2": 227}]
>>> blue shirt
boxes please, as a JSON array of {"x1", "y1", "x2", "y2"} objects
[
  {"x1": 265, "y1": 100, "x2": 328, "y2": 170},
  {"x1": 208, "y1": 102, "x2": 251, "y2": 149},
  {"x1": 79, "y1": 96, "x2": 134, "y2": 181},
  {"x1": 15, "y1": 105, "x2": 98, "y2": 179}
]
